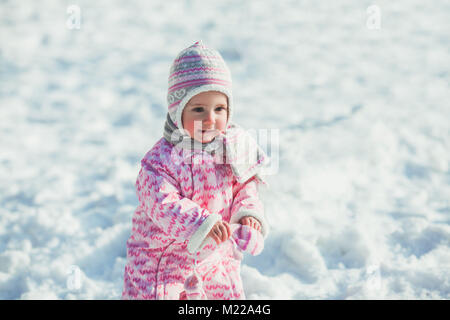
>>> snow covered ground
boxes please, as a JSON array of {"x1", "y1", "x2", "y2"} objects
[{"x1": 0, "y1": 0, "x2": 449, "y2": 299}]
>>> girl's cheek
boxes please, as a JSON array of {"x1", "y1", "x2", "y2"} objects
[{"x1": 185, "y1": 123, "x2": 195, "y2": 137}]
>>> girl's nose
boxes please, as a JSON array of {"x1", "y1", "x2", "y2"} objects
[{"x1": 204, "y1": 110, "x2": 215, "y2": 125}]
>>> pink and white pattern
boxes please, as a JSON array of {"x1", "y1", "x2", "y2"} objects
[{"x1": 122, "y1": 138, "x2": 267, "y2": 300}]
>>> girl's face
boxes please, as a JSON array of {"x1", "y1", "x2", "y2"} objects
[{"x1": 181, "y1": 91, "x2": 228, "y2": 143}]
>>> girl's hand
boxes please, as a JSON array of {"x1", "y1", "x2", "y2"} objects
[
  {"x1": 239, "y1": 216, "x2": 261, "y2": 232},
  {"x1": 208, "y1": 221, "x2": 231, "y2": 245}
]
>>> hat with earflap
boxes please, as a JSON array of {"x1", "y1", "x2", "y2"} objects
[
  {"x1": 167, "y1": 40, "x2": 233, "y2": 133},
  {"x1": 164, "y1": 41, "x2": 269, "y2": 187}
]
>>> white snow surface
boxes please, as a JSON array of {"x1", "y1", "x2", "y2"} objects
[{"x1": 0, "y1": 0, "x2": 449, "y2": 299}]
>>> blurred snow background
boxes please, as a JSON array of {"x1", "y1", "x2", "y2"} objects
[{"x1": 0, "y1": 0, "x2": 449, "y2": 299}]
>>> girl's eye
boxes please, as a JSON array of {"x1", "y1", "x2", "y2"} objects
[
  {"x1": 215, "y1": 106, "x2": 226, "y2": 112},
  {"x1": 192, "y1": 107, "x2": 204, "y2": 112}
]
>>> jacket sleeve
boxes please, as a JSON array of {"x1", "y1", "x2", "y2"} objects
[
  {"x1": 229, "y1": 176, "x2": 269, "y2": 238},
  {"x1": 136, "y1": 161, "x2": 222, "y2": 253}
]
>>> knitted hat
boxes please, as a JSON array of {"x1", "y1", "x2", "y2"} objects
[{"x1": 167, "y1": 41, "x2": 233, "y2": 132}]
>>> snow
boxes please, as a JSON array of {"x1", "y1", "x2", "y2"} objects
[{"x1": 0, "y1": 0, "x2": 449, "y2": 299}]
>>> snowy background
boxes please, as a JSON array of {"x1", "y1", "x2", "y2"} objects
[{"x1": 0, "y1": 0, "x2": 449, "y2": 299}]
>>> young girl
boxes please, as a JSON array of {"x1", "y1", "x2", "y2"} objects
[{"x1": 122, "y1": 41, "x2": 269, "y2": 300}]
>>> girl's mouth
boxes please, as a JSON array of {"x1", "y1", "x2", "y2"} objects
[{"x1": 199, "y1": 129, "x2": 220, "y2": 140}]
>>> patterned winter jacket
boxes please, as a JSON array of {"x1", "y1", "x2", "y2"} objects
[{"x1": 122, "y1": 137, "x2": 268, "y2": 300}]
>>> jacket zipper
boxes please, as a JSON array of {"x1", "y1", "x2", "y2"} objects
[{"x1": 154, "y1": 239, "x2": 175, "y2": 299}]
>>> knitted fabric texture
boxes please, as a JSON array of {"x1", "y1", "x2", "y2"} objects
[
  {"x1": 164, "y1": 41, "x2": 268, "y2": 184},
  {"x1": 180, "y1": 223, "x2": 264, "y2": 300},
  {"x1": 122, "y1": 138, "x2": 268, "y2": 300},
  {"x1": 167, "y1": 40, "x2": 233, "y2": 130},
  {"x1": 122, "y1": 42, "x2": 269, "y2": 300}
]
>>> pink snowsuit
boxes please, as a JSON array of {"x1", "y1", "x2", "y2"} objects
[{"x1": 122, "y1": 137, "x2": 267, "y2": 300}]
